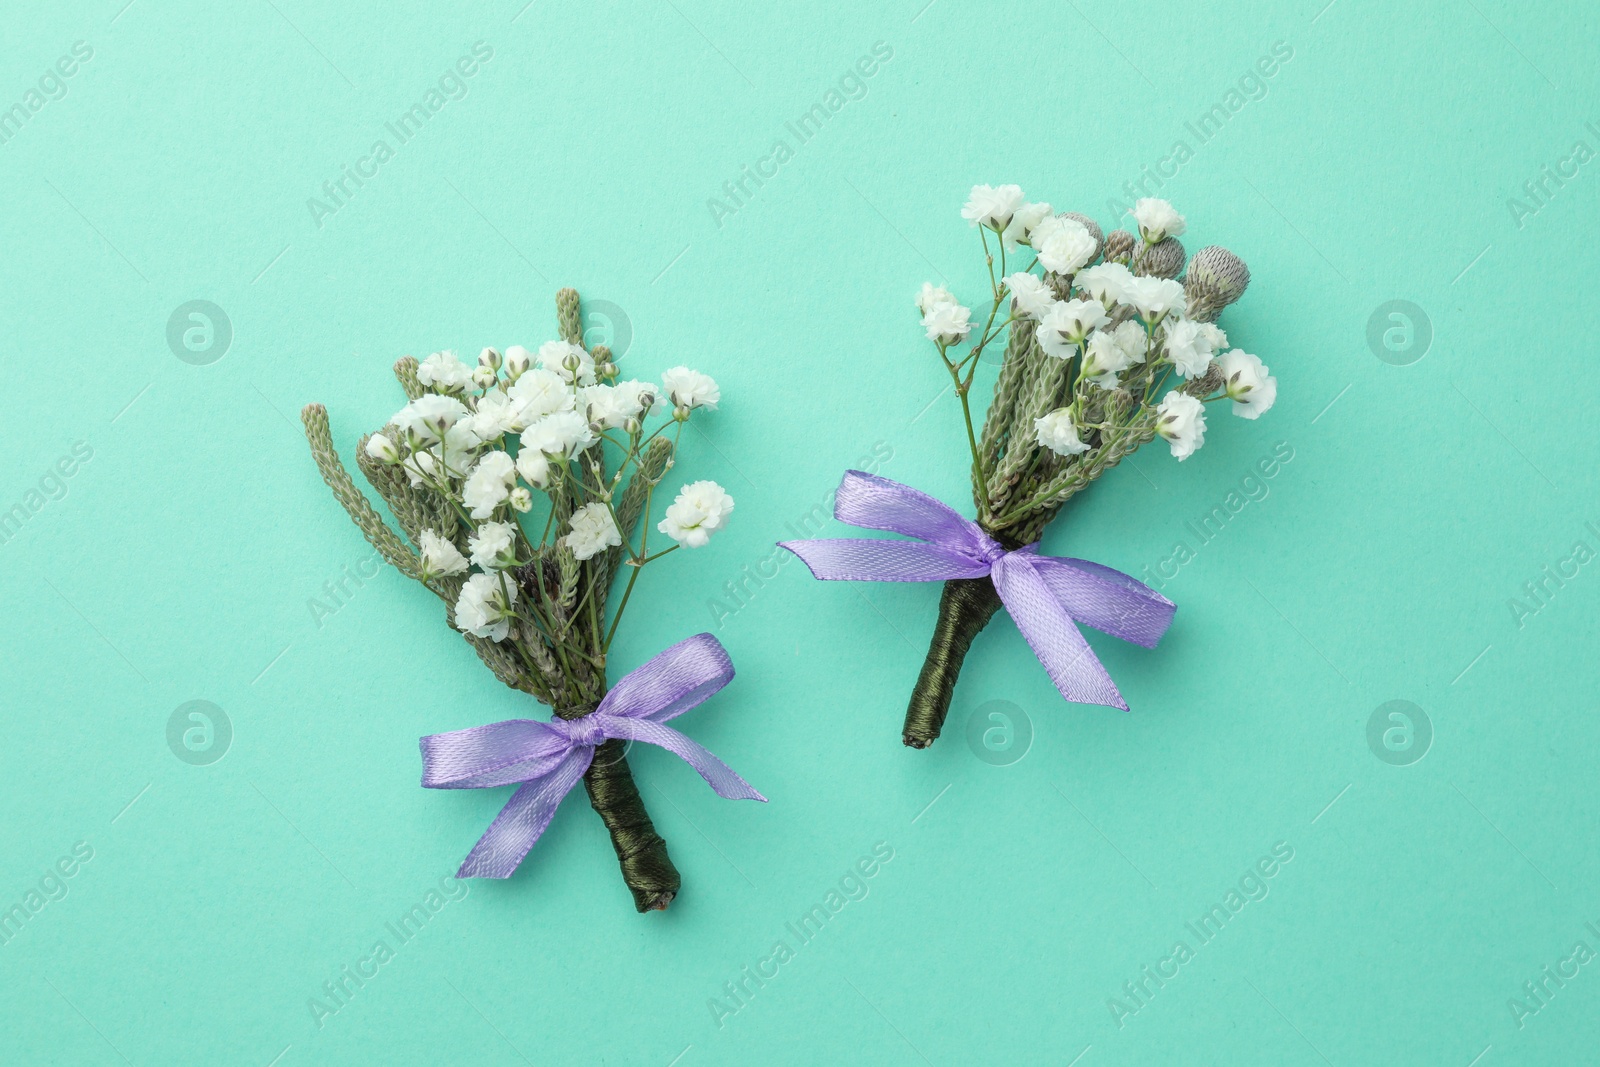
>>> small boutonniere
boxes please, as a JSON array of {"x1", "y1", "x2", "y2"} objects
[
  {"x1": 784, "y1": 189, "x2": 1273, "y2": 748},
  {"x1": 304, "y1": 288, "x2": 763, "y2": 912}
]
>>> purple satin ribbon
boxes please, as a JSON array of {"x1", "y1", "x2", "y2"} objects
[
  {"x1": 778, "y1": 471, "x2": 1176, "y2": 711},
  {"x1": 420, "y1": 632, "x2": 765, "y2": 879}
]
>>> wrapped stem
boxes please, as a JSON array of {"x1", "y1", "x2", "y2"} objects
[
  {"x1": 555, "y1": 705, "x2": 679, "y2": 911},
  {"x1": 902, "y1": 576, "x2": 1005, "y2": 748}
]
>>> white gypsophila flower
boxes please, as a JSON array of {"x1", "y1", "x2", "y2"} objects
[
  {"x1": 364, "y1": 433, "x2": 400, "y2": 464},
  {"x1": 1034, "y1": 409, "x2": 1090, "y2": 457},
  {"x1": 961, "y1": 183, "x2": 1025, "y2": 229},
  {"x1": 657, "y1": 480, "x2": 735, "y2": 548},
  {"x1": 504, "y1": 345, "x2": 532, "y2": 379},
  {"x1": 468, "y1": 520, "x2": 518, "y2": 571},
  {"x1": 407, "y1": 423, "x2": 480, "y2": 487},
  {"x1": 1001, "y1": 201, "x2": 1054, "y2": 252},
  {"x1": 1003, "y1": 272, "x2": 1056, "y2": 318},
  {"x1": 582, "y1": 380, "x2": 655, "y2": 429},
  {"x1": 508, "y1": 486, "x2": 533, "y2": 512},
  {"x1": 521, "y1": 409, "x2": 596, "y2": 458},
  {"x1": 661, "y1": 367, "x2": 721, "y2": 410},
  {"x1": 1031, "y1": 215, "x2": 1099, "y2": 275},
  {"x1": 563, "y1": 502, "x2": 621, "y2": 561},
  {"x1": 680, "y1": 480, "x2": 735, "y2": 527},
  {"x1": 1111, "y1": 320, "x2": 1149, "y2": 363},
  {"x1": 1130, "y1": 198, "x2": 1186, "y2": 244},
  {"x1": 393, "y1": 394, "x2": 469, "y2": 444},
  {"x1": 462, "y1": 450, "x2": 517, "y2": 519},
  {"x1": 1037, "y1": 298, "x2": 1111, "y2": 358},
  {"x1": 921, "y1": 301, "x2": 973, "y2": 345},
  {"x1": 579, "y1": 384, "x2": 621, "y2": 429},
  {"x1": 472, "y1": 366, "x2": 497, "y2": 390},
  {"x1": 417, "y1": 350, "x2": 475, "y2": 393},
  {"x1": 441, "y1": 423, "x2": 480, "y2": 477},
  {"x1": 1075, "y1": 262, "x2": 1134, "y2": 307},
  {"x1": 419, "y1": 529, "x2": 468, "y2": 580},
  {"x1": 454, "y1": 572, "x2": 517, "y2": 642},
  {"x1": 1080, "y1": 329, "x2": 1140, "y2": 387},
  {"x1": 1198, "y1": 322, "x2": 1227, "y2": 353},
  {"x1": 1156, "y1": 391, "x2": 1207, "y2": 460},
  {"x1": 916, "y1": 282, "x2": 958, "y2": 316},
  {"x1": 612, "y1": 379, "x2": 657, "y2": 420},
  {"x1": 1162, "y1": 318, "x2": 1220, "y2": 379},
  {"x1": 1121, "y1": 276, "x2": 1186, "y2": 325},
  {"x1": 506, "y1": 367, "x2": 576, "y2": 426},
  {"x1": 537, "y1": 340, "x2": 595, "y2": 385},
  {"x1": 464, "y1": 391, "x2": 521, "y2": 443},
  {"x1": 1215, "y1": 350, "x2": 1277, "y2": 419},
  {"x1": 515, "y1": 447, "x2": 550, "y2": 489}
]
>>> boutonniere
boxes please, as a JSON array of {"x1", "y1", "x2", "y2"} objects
[
  {"x1": 784, "y1": 189, "x2": 1272, "y2": 747},
  {"x1": 303, "y1": 288, "x2": 763, "y2": 911}
]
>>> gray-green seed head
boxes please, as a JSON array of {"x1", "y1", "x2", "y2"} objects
[
  {"x1": 1103, "y1": 229, "x2": 1135, "y2": 264},
  {"x1": 1134, "y1": 237, "x2": 1186, "y2": 279},
  {"x1": 1186, "y1": 245, "x2": 1250, "y2": 304},
  {"x1": 1185, "y1": 362, "x2": 1226, "y2": 397}
]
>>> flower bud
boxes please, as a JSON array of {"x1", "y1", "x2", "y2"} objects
[
  {"x1": 472, "y1": 366, "x2": 497, "y2": 389},
  {"x1": 504, "y1": 345, "x2": 532, "y2": 379},
  {"x1": 623, "y1": 416, "x2": 641, "y2": 435},
  {"x1": 478, "y1": 346, "x2": 502, "y2": 370},
  {"x1": 364, "y1": 433, "x2": 401, "y2": 464}
]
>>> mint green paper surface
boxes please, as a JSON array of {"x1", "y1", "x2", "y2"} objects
[{"x1": 3, "y1": 0, "x2": 1596, "y2": 1063}]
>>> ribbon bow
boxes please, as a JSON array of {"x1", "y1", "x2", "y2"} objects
[
  {"x1": 778, "y1": 471, "x2": 1175, "y2": 710},
  {"x1": 420, "y1": 632, "x2": 765, "y2": 879}
]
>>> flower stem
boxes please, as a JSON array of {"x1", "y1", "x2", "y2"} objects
[{"x1": 603, "y1": 561, "x2": 643, "y2": 653}]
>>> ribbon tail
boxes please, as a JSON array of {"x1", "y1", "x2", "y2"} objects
[
  {"x1": 992, "y1": 555, "x2": 1129, "y2": 711},
  {"x1": 1030, "y1": 555, "x2": 1176, "y2": 649},
  {"x1": 606, "y1": 719, "x2": 766, "y2": 803},
  {"x1": 455, "y1": 750, "x2": 592, "y2": 879}
]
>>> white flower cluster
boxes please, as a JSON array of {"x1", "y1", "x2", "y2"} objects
[
  {"x1": 363, "y1": 337, "x2": 732, "y2": 641},
  {"x1": 926, "y1": 189, "x2": 1276, "y2": 464}
]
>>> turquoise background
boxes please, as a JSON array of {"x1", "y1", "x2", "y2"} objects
[{"x1": 2, "y1": 0, "x2": 1596, "y2": 1062}]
